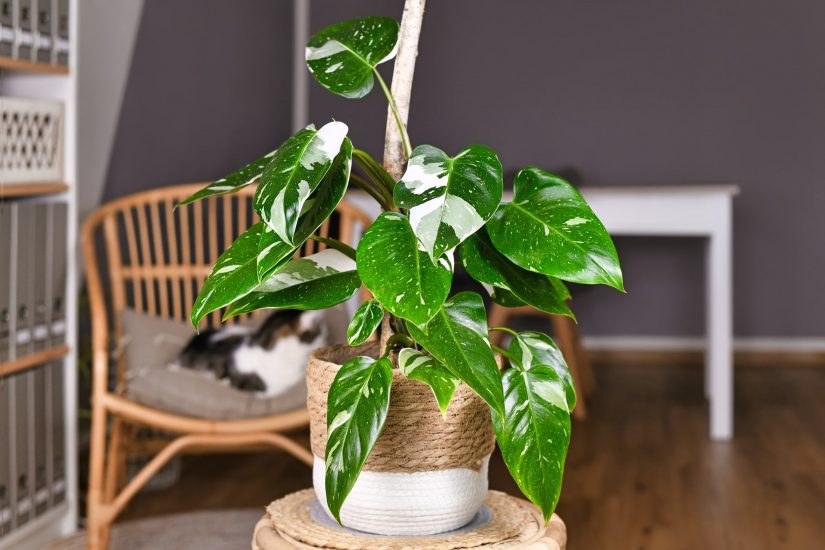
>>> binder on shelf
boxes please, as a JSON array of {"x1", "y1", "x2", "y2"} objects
[
  {"x1": 0, "y1": 202, "x2": 11, "y2": 364},
  {"x1": 13, "y1": 371, "x2": 32, "y2": 526},
  {"x1": 55, "y1": 0, "x2": 67, "y2": 66},
  {"x1": 0, "y1": 378, "x2": 10, "y2": 536},
  {"x1": 50, "y1": 359, "x2": 65, "y2": 503},
  {"x1": 14, "y1": 203, "x2": 35, "y2": 360},
  {"x1": 49, "y1": 203, "x2": 67, "y2": 347},
  {"x1": 0, "y1": 0, "x2": 12, "y2": 57},
  {"x1": 15, "y1": 0, "x2": 34, "y2": 61},
  {"x1": 33, "y1": 362, "x2": 47, "y2": 516},
  {"x1": 35, "y1": 0, "x2": 51, "y2": 63},
  {"x1": 32, "y1": 203, "x2": 49, "y2": 353}
]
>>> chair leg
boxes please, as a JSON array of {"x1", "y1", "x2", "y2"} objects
[
  {"x1": 570, "y1": 323, "x2": 596, "y2": 397},
  {"x1": 552, "y1": 315, "x2": 587, "y2": 421},
  {"x1": 98, "y1": 417, "x2": 126, "y2": 548},
  {"x1": 87, "y1": 399, "x2": 110, "y2": 550}
]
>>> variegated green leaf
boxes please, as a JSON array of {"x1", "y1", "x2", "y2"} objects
[
  {"x1": 487, "y1": 168, "x2": 623, "y2": 290},
  {"x1": 394, "y1": 145, "x2": 503, "y2": 261},
  {"x1": 347, "y1": 299, "x2": 384, "y2": 346},
  {"x1": 254, "y1": 122, "x2": 349, "y2": 245},
  {"x1": 407, "y1": 292, "x2": 504, "y2": 414},
  {"x1": 256, "y1": 138, "x2": 352, "y2": 280},
  {"x1": 398, "y1": 348, "x2": 460, "y2": 417},
  {"x1": 509, "y1": 331, "x2": 576, "y2": 411},
  {"x1": 489, "y1": 286, "x2": 525, "y2": 307},
  {"x1": 460, "y1": 229, "x2": 573, "y2": 318},
  {"x1": 356, "y1": 212, "x2": 453, "y2": 326},
  {"x1": 325, "y1": 355, "x2": 393, "y2": 523},
  {"x1": 306, "y1": 17, "x2": 399, "y2": 99},
  {"x1": 225, "y1": 249, "x2": 360, "y2": 317},
  {"x1": 493, "y1": 366, "x2": 571, "y2": 521},
  {"x1": 191, "y1": 222, "x2": 292, "y2": 327},
  {"x1": 177, "y1": 148, "x2": 278, "y2": 207}
]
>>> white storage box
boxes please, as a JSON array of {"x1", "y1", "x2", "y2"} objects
[{"x1": 0, "y1": 96, "x2": 64, "y2": 184}]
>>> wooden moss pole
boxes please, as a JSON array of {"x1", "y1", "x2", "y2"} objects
[{"x1": 380, "y1": 0, "x2": 426, "y2": 352}]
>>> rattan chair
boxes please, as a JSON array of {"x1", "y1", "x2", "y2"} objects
[{"x1": 82, "y1": 183, "x2": 372, "y2": 550}]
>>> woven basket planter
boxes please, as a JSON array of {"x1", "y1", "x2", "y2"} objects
[{"x1": 307, "y1": 341, "x2": 496, "y2": 536}]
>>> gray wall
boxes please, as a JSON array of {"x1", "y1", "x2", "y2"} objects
[
  {"x1": 308, "y1": 0, "x2": 825, "y2": 338},
  {"x1": 102, "y1": 0, "x2": 825, "y2": 339},
  {"x1": 103, "y1": 0, "x2": 295, "y2": 200}
]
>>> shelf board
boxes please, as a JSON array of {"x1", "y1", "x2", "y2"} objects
[
  {"x1": 0, "y1": 345, "x2": 70, "y2": 377},
  {"x1": 0, "y1": 182, "x2": 70, "y2": 198},
  {"x1": 0, "y1": 55, "x2": 69, "y2": 75}
]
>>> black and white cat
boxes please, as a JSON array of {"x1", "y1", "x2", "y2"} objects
[{"x1": 174, "y1": 309, "x2": 327, "y2": 397}]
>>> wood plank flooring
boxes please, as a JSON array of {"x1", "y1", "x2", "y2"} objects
[{"x1": 120, "y1": 362, "x2": 825, "y2": 549}]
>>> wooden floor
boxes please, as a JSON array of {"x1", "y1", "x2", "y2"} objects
[{"x1": 121, "y1": 362, "x2": 825, "y2": 549}]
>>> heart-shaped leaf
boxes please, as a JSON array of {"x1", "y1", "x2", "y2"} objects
[
  {"x1": 325, "y1": 355, "x2": 393, "y2": 523},
  {"x1": 394, "y1": 145, "x2": 503, "y2": 261},
  {"x1": 493, "y1": 365, "x2": 572, "y2": 521},
  {"x1": 225, "y1": 249, "x2": 360, "y2": 317},
  {"x1": 461, "y1": 229, "x2": 573, "y2": 318},
  {"x1": 177, "y1": 148, "x2": 278, "y2": 207},
  {"x1": 487, "y1": 168, "x2": 624, "y2": 291},
  {"x1": 398, "y1": 348, "x2": 461, "y2": 417},
  {"x1": 356, "y1": 212, "x2": 453, "y2": 325},
  {"x1": 509, "y1": 331, "x2": 576, "y2": 411},
  {"x1": 254, "y1": 122, "x2": 349, "y2": 245},
  {"x1": 407, "y1": 292, "x2": 504, "y2": 414},
  {"x1": 256, "y1": 139, "x2": 352, "y2": 280},
  {"x1": 191, "y1": 222, "x2": 293, "y2": 327},
  {"x1": 306, "y1": 17, "x2": 399, "y2": 99},
  {"x1": 347, "y1": 299, "x2": 384, "y2": 346}
]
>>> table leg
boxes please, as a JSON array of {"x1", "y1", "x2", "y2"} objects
[{"x1": 706, "y1": 200, "x2": 733, "y2": 440}]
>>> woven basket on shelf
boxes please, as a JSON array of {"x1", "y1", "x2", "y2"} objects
[{"x1": 306, "y1": 341, "x2": 496, "y2": 536}]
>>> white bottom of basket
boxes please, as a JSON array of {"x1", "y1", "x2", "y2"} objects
[{"x1": 312, "y1": 455, "x2": 490, "y2": 536}]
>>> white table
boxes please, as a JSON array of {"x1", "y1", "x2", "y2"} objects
[{"x1": 346, "y1": 185, "x2": 739, "y2": 440}]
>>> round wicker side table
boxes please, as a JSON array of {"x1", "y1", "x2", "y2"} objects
[{"x1": 252, "y1": 489, "x2": 567, "y2": 550}]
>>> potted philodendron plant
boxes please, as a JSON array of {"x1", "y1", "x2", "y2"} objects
[{"x1": 183, "y1": 10, "x2": 622, "y2": 537}]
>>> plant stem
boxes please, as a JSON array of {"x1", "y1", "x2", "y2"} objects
[
  {"x1": 374, "y1": 69, "x2": 411, "y2": 160},
  {"x1": 491, "y1": 344, "x2": 520, "y2": 369},
  {"x1": 309, "y1": 235, "x2": 357, "y2": 260},
  {"x1": 350, "y1": 173, "x2": 393, "y2": 210},
  {"x1": 353, "y1": 148, "x2": 396, "y2": 195},
  {"x1": 383, "y1": 333, "x2": 415, "y2": 355},
  {"x1": 490, "y1": 326, "x2": 519, "y2": 338}
]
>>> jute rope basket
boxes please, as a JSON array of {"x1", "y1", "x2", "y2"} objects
[
  {"x1": 307, "y1": 341, "x2": 495, "y2": 472},
  {"x1": 253, "y1": 489, "x2": 568, "y2": 550}
]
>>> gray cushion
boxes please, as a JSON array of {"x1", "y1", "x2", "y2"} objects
[{"x1": 119, "y1": 307, "x2": 348, "y2": 420}]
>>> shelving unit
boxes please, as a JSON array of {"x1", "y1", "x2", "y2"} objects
[
  {"x1": 0, "y1": 56, "x2": 69, "y2": 75},
  {"x1": 0, "y1": 182, "x2": 70, "y2": 198},
  {"x1": 0, "y1": 0, "x2": 78, "y2": 547}
]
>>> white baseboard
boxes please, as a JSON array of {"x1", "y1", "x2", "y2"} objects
[{"x1": 581, "y1": 336, "x2": 825, "y2": 354}]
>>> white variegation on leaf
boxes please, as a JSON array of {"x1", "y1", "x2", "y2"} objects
[
  {"x1": 225, "y1": 249, "x2": 360, "y2": 317},
  {"x1": 256, "y1": 138, "x2": 353, "y2": 281},
  {"x1": 508, "y1": 331, "x2": 576, "y2": 411},
  {"x1": 398, "y1": 348, "x2": 461, "y2": 417},
  {"x1": 306, "y1": 17, "x2": 400, "y2": 99},
  {"x1": 487, "y1": 168, "x2": 624, "y2": 291},
  {"x1": 325, "y1": 355, "x2": 393, "y2": 523},
  {"x1": 347, "y1": 299, "x2": 384, "y2": 346},
  {"x1": 191, "y1": 222, "x2": 293, "y2": 327},
  {"x1": 254, "y1": 122, "x2": 349, "y2": 245},
  {"x1": 460, "y1": 230, "x2": 573, "y2": 318},
  {"x1": 356, "y1": 212, "x2": 453, "y2": 326},
  {"x1": 178, "y1": 148, "x2": 278, "y2": 207},
  {"x1": 408, "y1": 292, "x2": 504, "y2": 415},
  {"x1": 394, "y1": 144, "x2": 503, "y2": 261},
  {"x1": 493, "y1": 366, "x2": 572, "y2": 521}
]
